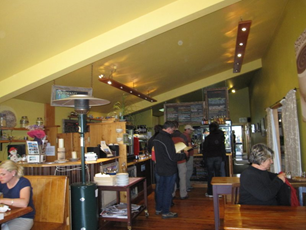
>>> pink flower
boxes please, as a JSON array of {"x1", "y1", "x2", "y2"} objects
[{"x1": 27, "y1": 129, "x2": 46, "y2": 139}]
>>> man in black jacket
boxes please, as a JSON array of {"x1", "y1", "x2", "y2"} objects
[
  {"x1": 153, "y1": 121, "x2": 188, "y2": 219},
  {"x1": 202, "y1": 122, "x2": 226, "y2": 197}
]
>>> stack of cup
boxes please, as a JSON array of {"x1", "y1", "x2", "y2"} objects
[{"x1": 58, "y1": 138, "x2": 65, "y2": 160}]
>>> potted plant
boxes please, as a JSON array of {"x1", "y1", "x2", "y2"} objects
[{"x1": 113, "y1": 94, "x2": 133, "y2": 121}]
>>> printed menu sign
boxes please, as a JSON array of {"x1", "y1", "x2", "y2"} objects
[
  {"x1": 164, "y1": 102, "x2": 204, "y2": 124},
  {"x1": 205, "y1": 88, "x2": 229, "y2": 119}
]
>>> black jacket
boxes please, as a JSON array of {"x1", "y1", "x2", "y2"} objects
[
  {"x1": 202, "y1": 129, "x2": 226, "y2": 159},
  {"x1": 153, "y1": 130, "x2": 186, "y2": 176}
]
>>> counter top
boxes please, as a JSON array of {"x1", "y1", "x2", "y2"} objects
[
  {"x1": 127, "y1": 156, "x2": 151, "y2": 166},
  {"x1": 20, "y1": 157, "x2": 120, "y2": 167}
]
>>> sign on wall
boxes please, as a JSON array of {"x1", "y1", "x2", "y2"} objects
[
  {"x1": 164, "y1": 101, "x2": 205, "y2": 124},
  {"x1": 205, "y1": 87, "x2": 229, "y2": 120}
]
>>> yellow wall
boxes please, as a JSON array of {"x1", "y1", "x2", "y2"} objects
[
  {"x1": 229, "y1": 87, "x2": 251, "y2": 124},
  {"x1": 0, "y1": 99, "x2": 44, "y2": 160},
  {"x1": 249, "y1": 0, "x2": 306, "y2": 170}
]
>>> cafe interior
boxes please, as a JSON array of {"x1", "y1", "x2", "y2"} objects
[{"x1": 1, "y1": 0, "x2": 306, "y2": 229}]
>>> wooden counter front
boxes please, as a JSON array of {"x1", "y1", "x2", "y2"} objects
[{"x1": 22, "y1": 157, "x2": 119, "y2": 184}]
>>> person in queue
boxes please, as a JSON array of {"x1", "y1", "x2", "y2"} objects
[
  {"x1": 202, "y1": 122, "x2": 226, "y2": 197},
  {"x1": 183, "y1": 124, "x2": 195, "y2": 192},
  {"x1": 147, "y1": 124, "x2": 163, "y2": 202},
  {"x1": 153, "y1": 121, "x2": 189, "y2": 219},
  {"x1": 0, "y1": 160, "x2": 35, "y2": 230},
  {"x1": 239, "y1": 143, "x2": 286, "y2": 205},
  {"x1": 171, "y1": 121, "x2": 189, "y2": 200}
]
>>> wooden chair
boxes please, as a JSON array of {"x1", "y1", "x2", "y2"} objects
[
  {"x1": 25, "y1": 175, "x2": 70, "y2": 230},
  {"x1": 224, "y1": 183, "x2": 240, "y2": 204}
]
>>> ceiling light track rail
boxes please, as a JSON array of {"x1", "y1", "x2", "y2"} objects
[
  {"x1": 233, "y1": 20, "x2": 252, "y2": 73},
  {"x1": 98, "y1": 77, "x2": 157, "y2": 102}
]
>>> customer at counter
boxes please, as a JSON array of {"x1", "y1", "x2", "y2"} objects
[
  {"x1": 153, "y1": 121, "x2": 188, "y2": 219},
  {"x1": 183, "y1": 124, "x2": 194, "y2": 191},
  {"x1": 0, "y1": 160, "x2": 35, "y2": 230},
  {"x1": 202, "y1": 122, "x2": 226, "y2": 197},
  {"x1": 239, "y1": 143, "x2": 287, "y2": 206}
]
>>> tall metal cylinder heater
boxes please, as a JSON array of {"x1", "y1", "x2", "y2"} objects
[{"x1": 53, "y1": 95, "x2": 109, "y2": 230}]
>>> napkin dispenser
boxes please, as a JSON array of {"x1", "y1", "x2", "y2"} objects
[{"x1": 85, "y1": 152, "x2": 98, "y2": 161}]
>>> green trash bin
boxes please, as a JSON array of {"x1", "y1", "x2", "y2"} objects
[{"x1": 71, "y1": 182, "x2": 98, "y2": 230}]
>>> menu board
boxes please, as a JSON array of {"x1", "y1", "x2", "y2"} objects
[
  {"x1": 164, "y1": 102, "x2": 205, "y2": 124},
  {"x1": 205, "y1": 87, "x2": 229, "y2": 119}
]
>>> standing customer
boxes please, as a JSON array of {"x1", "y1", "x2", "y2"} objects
[
  {"x1": 183, "y1": 125, "x2": 194, "y2": 191},
  {"x1": 171, "y1": 121, "x2": 189, "y2": 200},
  {"x1": 0, "y1": 160, "x2": 35, "y2": 230},
  {"x1": 202, "y1": 122, "x2": 226, "y2": 197},
  {"x1": 239, "y1": 143, "x2": 287, "y2": 205},
  {"x1": 153, "y1": 121, "x2": 188, "y2": 219}
]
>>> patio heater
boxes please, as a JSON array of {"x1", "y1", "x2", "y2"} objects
[{"x1": 53, "y1": 94, "x2": 110, "y2": 230}]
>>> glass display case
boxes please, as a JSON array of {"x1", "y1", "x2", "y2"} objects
[{"x1": 195, "y1": 120, "x2": 232, "y2": 153}]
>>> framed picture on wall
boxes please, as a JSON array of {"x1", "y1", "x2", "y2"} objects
[{"x1": 251, "y1": 124, "x2": 256, "y2": 133}]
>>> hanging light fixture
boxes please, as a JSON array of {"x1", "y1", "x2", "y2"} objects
[
  {"x1": 233, "y1": 20, "x2": 252, "y2": 73},
  {"x1": 98, "y1": 66, "x2": 157, "y2": 102}
]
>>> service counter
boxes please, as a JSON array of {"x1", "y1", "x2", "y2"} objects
[{"x1": 22, "y1": 157, "x2": 119, "y2": 184}]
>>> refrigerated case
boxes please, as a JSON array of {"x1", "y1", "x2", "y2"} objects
[{"x1": 191, "y1": 121, "x2": 232, "y2": 181}]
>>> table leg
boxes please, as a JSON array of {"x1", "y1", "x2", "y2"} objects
[
  {"x1": 127, "y1": 186, "x2": 132, "y2": 229},
  {"x1": 212, "y1": 185, "x2": 220, "y2": 230}
]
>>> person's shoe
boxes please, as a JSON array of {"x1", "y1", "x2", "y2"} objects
[
  {"x1": 162, "y1": 212, "x2": 178, "y2": 219},
  {"x1": 180, "y1": 195, "x2": 189, "y2": 200},
  {"x1": 205, "y1": 193, "x2": 213, "y2": 198},
  {"x1": 155, "y1": 210, "x2": 162, "y2": 215},
  {"x1": 187, "y1": 188, "x2": 192, "y2": 192}
]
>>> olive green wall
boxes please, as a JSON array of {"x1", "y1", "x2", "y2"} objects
[
  {"x1": 249, "y1": 0, "x2": 306, "y2": 170},
  {"x1": 0, "y1": 99, "x2": 44, "y2": 160},
  {"x1": 229, "y1": 87, "x2": 251, "y2": 124}
]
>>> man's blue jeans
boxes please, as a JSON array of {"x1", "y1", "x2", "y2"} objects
[
  {"x1": 206, "y1": 156, "x2": 222, "y2": 195},
  {"x1": 155, "y1": 173, "x2": 177, "y2": 214}
]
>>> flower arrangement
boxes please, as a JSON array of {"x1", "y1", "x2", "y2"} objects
[{"x1": 26, "y1": 125, "x2": 46, "y2": 145}]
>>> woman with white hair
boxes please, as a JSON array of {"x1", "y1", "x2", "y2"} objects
[
  {"x1": 0, "y1": 160, "x2": 35, "y2": 230},
  {"x1": 239, "y1": 143, "x2": 286, "y2": 205}
]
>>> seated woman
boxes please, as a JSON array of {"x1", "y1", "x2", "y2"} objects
[
  {"x1": 239, "y1": 143, "x2": 286, "y2": 205},
  {"x1": 0, "y1": 160, "x2": 35, "y2": 230}
]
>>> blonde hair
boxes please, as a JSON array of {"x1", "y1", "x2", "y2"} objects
[{"x1": 0, "y1": 160, "x2": 24, "y2": 178}]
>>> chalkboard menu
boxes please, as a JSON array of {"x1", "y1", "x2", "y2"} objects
[
  {"x1": 205, "y1": 87, "x2": 229, "y2": 119},
  {"x1": 164, "y1": 102, "x2": 205, "y2": 124}
]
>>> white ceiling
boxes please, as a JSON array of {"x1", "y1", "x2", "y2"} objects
[{"x1": 0, "y1": 0, "x2": 288, "y2": 115}]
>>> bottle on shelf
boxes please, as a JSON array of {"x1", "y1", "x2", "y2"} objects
[
  {"x1": 0, "y1": 113, "x2": 7, "y2": 127},
  {"x1": 36, "y1": 117, "x2": 43, "y2": 126},
  {"x1": 20, "y1": 116, "x2": 29, "y2": 128}
]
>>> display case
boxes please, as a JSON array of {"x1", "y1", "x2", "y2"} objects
[{"x1": 195, "y1": 120, "x2": 232, "y2": 153}]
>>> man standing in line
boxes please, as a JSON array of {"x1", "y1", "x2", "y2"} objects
[
  {"x1": 202, "y1": 122, "x2": 226, "y2": 197},
  {"x1": 153, "y1": 121, "x2": 189, "y2": 219},
  {"x1": 171, "y1": 121, "x2": 189, "y2": 200},
  {"x1": 183, "y1": 125, "x2": 195, "y2": 191}
]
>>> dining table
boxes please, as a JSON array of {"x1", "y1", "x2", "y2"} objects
[
  {"x1": 224, "y1": 204, "x2": 306, "y2": 229},
  {"x1": 0, "y1": 206, "x2": 33, "y2": 224},
  {"x1": 211, "y1": 176, "x2": 306, "y2": 230}
]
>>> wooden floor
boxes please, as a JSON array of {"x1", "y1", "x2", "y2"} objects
[{"x1": 100, "y1": 186, "x2": 224, "y2": 230}]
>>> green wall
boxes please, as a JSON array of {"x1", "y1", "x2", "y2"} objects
[
  {"x1": 249, "y1": 0, "x2": 306, "y2": 170},
  {"x1": 0, "y1": 99, "x2": 44, "y2": 160},
  {"x1": 229, "y1": 87, "x2": 251, "y2": 124}
]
